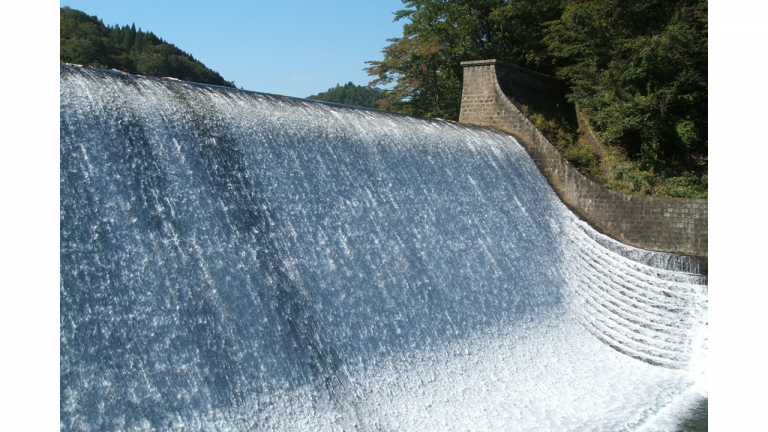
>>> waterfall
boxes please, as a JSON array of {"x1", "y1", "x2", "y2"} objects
[{"x1": 60, "y1": 65, "x2": 707, "y2": 431}]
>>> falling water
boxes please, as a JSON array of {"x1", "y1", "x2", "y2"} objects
[{"x1": 60, "y1": 65, "x2": 707, "y2": 431}]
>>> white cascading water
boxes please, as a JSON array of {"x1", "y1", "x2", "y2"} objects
[{"x1": 60, "y1": 65, "x2": 707, "y2": 431}]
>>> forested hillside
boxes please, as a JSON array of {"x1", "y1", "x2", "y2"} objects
[
  {"x1": 367, "y1": 0, "x2": 707, "y2": 198},
  {"x1": 60, "y1": 7, "x2": 234, "y2": 87},
  {"x1": 307, "y1": 82, "x2": 383, "y2": 109}
]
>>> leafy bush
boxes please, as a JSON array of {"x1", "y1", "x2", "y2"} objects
[
  {"x1": 601, "y1": 146, "x2": 707, "y2": 198},
  {"x1": 564, "y1": 140, "x2": 601, "y2": 178},
  {"x1": 523, "y1": 105, "x2": 603, "y2": 180}
]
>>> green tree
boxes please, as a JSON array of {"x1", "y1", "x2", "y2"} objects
[
  {"x1": 365, "y1": 0, "x2": 562, "y2": 119},
  {"x1": 366, "y1": 0, "x2": 707, "y2": 197},
  {"x1": 60, "y1": 7, "x2": 235, "y2": 88},
  {"x1": 59, "y1": 7, "x2": 114, "y2": 68},
  {"x1": 545, "y1": 0, "x2": 708, "y2": 174}
]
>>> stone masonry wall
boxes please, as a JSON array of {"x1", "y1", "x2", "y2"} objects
[{"x1": 459, "y1": 60, "x2": 708, "y2": 260}]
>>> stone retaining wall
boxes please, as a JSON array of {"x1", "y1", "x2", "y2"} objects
[{"x1": 459, "y1": 60, "x2": 707, "y2": 260}]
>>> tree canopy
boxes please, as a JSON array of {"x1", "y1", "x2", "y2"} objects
[
  {"x1": 60, "y1": 7, "x2": 235, "y2": 88},
  {"x1": 546, "y1": 0, "x2": 707, "y2": 172},
  {"x1": 307, "y1": 82, "x2": 384, "y2": 109},
  {"x1": 365, "y1": 0, "x2": 562, "y2": 118},
  {"x1": 366, "y1": 0, "x2": 707, "y2": 197}
]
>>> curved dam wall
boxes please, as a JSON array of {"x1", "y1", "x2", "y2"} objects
[
  {"x1": 60, "y1": 65, "x2": 707, "y2": 431},
  {"x1": 459, "y1": 60, "x2": 708, "y2": 259}
]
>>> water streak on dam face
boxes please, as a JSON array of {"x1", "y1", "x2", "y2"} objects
[{"x1": 60, "y1": 65, "x2": 707, "y2": 431}]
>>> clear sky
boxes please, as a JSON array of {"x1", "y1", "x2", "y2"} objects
[{"x1": 59, "y1": 0, "x2": 407, "y2": 98}]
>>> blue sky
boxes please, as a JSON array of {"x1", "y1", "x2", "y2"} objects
[{"x1": 59, "y1": 0, "x2": 407, "y2": 98}]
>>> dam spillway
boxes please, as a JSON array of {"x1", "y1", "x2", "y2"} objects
[{"x1": 60, "y1": 65, "x2": 707, "y2": 431}]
